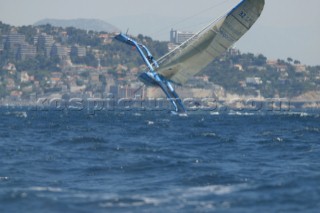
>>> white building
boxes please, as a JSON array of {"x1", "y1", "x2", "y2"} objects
[
  {"x1": 170, "y1": 29, "x2": 195, "y2": 44},
  {"x1": 246, "y1": 77, "x2": 263, "y2": 85}
]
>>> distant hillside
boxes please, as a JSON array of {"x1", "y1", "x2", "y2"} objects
[{"x1": 34, "y1": 18, "x2": 120, "y2": 33}]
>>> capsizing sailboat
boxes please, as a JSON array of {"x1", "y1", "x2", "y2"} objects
[{"x1": 115, "y1": 0, "x2": 265, "y2": 115}]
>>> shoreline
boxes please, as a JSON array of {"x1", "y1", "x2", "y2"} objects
[{"x1": 1, "y1": 99, "x2": 319, "y2": 112}]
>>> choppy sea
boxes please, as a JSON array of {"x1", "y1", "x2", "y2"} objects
[{"x1": 0, "y1": 107, "x2": 319, "y2": 213}]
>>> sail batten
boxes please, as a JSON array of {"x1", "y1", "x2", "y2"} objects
[{"x1": 157, "y1": 0, "x2": 265, "y2": 85}]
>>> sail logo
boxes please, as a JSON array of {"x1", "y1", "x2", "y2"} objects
[
  {"x1": 219, "y1": 29, "x2": 234, "y2": 43},
  {"x1": 238, "y1": 10, "x2": 254, "y2": 25}
]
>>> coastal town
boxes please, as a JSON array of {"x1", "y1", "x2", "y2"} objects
[{"x1": 1, "y1": 21, "x2": 320, "y2": 110}]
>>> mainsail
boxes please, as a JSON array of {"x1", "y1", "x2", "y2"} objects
[{"x1": 157, "y1": 0, "x2": 265, "y2": 85}]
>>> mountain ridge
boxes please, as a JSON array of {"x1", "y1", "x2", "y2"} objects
[{"x1": 34, "y1": 18, "x2": 120, "y2": 33}]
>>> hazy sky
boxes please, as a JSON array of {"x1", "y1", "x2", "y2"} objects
[{"x1": 0, "y1": 0, "x2": 319, "y2": 65}]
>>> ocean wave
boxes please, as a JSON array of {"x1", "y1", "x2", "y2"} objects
[
  {"x1": 4, "y1": 111, "x2": 28, "y2": 118},
  {"x1": 1, "y1": 109, "x2": 319, "y2": 212},
  {"x1": 273, "y1": 137, "x2": 284, "y2": 142},
  {"x1": 304, "y1": 127, "x2": 320, "y2": 133},
  {"x1": 201, "y1": 132, "x2": 217, "y2": 138},
  {"x1": 182, "y1": 184, "x2": 248, "y2": 197},
  {"x1": 133, "y1": 112, "x2": 142, "y2": 117},
  {"x1": 282, "y1": 112, "x2": 318, "y2": 118},
  {"x1": 29, "y1": 186, "x2": 63, "y2": 192},
  {"x1": 228, "y1": 111, "x2": 256, "y2": 116},
  {"x1": 0, "y1": 176, "x2": 9, "y2": 181},
  {"x1": 189, "y1": 131, "x2": 234, "y2": 143},
  {"x1": 99, "y1": 196, "x2": 162, "y2": 208},
  {"x1": 210, "y1": 112, "x2": 220, "y2": 116},
  {"x1": 146, "y1": 120, "x2": 155, "y2": 125},
  {"x1": 61, "y1": 136, "x2": 107, "y2": 144},
  {"x1": 98, "y1": 184, "x2": 245, "y2": 209}
]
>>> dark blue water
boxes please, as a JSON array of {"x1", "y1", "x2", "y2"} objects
[{"x1": 0, "y1": 108, "x2": 319, "y2": 213}]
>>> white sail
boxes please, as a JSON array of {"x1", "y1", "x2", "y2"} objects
[{"x1": 157, "y1": 0, "x2": 265, "y2": 85}]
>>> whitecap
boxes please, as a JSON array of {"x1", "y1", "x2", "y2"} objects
[
  {"x1": 284, "y1": 112, "x2": 311, "y2": 117},
  {"x1": 210, "y1": 112, "x2": 220, "y2": 116},
  {"x1": 146, "y1": 120, "x2": 154, "y2": 125},
  {"x1": 4, "y1": 111, "x2": 27, "y2": 118},
  {"x1": 0, "y1": 176, "x2": 9, "y2": 181},
  {"x1": 201, "y1": 132, "x2": 217, "y2": 137},
  {"x1": 273, "y1": 137, "x2": 284, "y2": 142},
  {"x1": 29, "y1": 186, "x2": 63, "y2": 192},
  {"x1": 185, "y1": 185, "x2": 233, "y2": 196},
  {"x1": 99, "y1": 195, "x2": 162, "y2": 208},
  {"x1": 182, "y1": 184, "x2": 249, "y2": 197},
  {"x1": 299, "y1": 112, "x2": 310, "y2": 117},
  {"x1": 228, "y1": 111, "x2": 255, "y2": 116}
]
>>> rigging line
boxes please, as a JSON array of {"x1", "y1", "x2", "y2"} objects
[
  {"x1": 149, "y1": 0, "x2": 231, "y2": 37},
  {"x1": 156, "y1": 0, "x2": 244, "y2": 64},
  {"x1": 133, "y1": 84, "x2": 145, "y2": 95},
  {"x1": 156, "y1": 12, "x2": 227, "y2": 64}
]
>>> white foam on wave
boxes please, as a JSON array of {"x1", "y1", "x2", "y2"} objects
[
  {"x1": 305, "y1": 127, "x2": 320, "y2": 133},
  {"x1": 4, "y1": 111, "x2": 28, "y2": 118},
  {"x1": 210, "y1": 112, "x2": 220, "y2": 116},
  {"x1": 299, "y1": 112, "x2": 310, "y2": 117},
  {"x1": 182, "y1": 184, "x2": 247, "y2": 197},
  {"x1": 99, "y1": 195, "x2": 162, "y2": 208},
  {"x1": 170, "y1": 184, "x2": 250, "y2": 210},
  {"x1": 29, "y1": 186, "x2": 63, "y2": 192},
  {"x1": 146, "y1": 120, "x2": 155, "y2": 125},
  {"x1": 201, "y1": 132, "x2": 217, "y2": 137},
  {"x1": 0, "y1": 176, "x2": 9, "y2": 180},
  {"x1": 283, "y1": 112, "x2": 314, "y2": 117},
  {"x1": 274, "y1": 137, "x2": 284, "y2": 142},
  {"x1": 133, "y1": 113, "x2": 142, "y2": 117},
  {"x1": 98, "y1": 184, "x2": 249, "y2": 208},
  {"x1": 20, "y1": 183, "x2": 249, "y2": 210},
  {"x1": 49, "y1": 190, "x2": 161, "y2": 208},
  {"x1": 228, "y1": 111, "x2": 255, "y2": 116}
]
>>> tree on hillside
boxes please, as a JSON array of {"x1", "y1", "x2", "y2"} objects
[
  {"x1": 0, "y1": 21, "x2": 11, "y2": 34},
  {"x1": 18, "y1": 26, "x2": 38, "y2": 45},
  {"x1": 287, "y1": 57, "x2": 293, "y2": 64},
  {"x1": 294, "y1": 60, "x2": 301, "y2": 65},
  {"x1": 255, "y1": 54, "x2": 267, "y2": 66}
]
